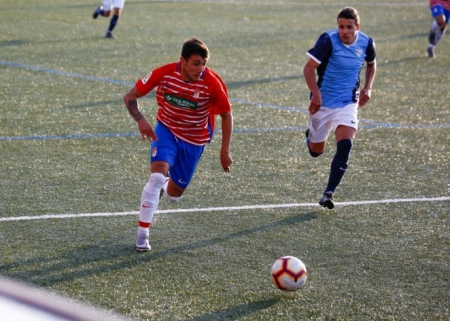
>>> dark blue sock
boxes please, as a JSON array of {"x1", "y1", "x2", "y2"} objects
[
  {"x1": 308, "y1": 148, "x2": 322, "y2": 158},
  {"x1": 108, "y1": 15, "x2": 119, "y2": 32},
  {"x1": 325, "y1": 139, "x2": 352, "y2": 193}
]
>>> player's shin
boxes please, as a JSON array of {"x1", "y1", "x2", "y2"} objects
[
  {"x1": 108, "y1": 15, "x2": 119, "y2": 32},
  {"x1": 325, "y1": 139, "x2": 352, "y2": 193},
  {"x1": 138, "y1": 173, "x2": 167, "y2": 230},
  {"x1": 434, "y1": 27, "x2": 446, "y2": 45}
]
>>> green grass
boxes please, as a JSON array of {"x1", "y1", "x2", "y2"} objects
[{"x1": 1, "y1": 0, "x2": 449, "y2": 320}]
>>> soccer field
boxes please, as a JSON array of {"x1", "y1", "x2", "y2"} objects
[{"x1": 1, "y1": 0, "x2": 449, "y2": 320}]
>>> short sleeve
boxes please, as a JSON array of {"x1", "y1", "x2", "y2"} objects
[
  {"x1": 209, "y1": 70, "x2": 231, "y2": 115},
  {"x1": 307, "y1": 32, "x2": 333, "y2": 64},
  {"x1": 365, "y1": 38, "x2": 376, "y2": 63},
  {"x1": 135, "y1": 63, "x2": 176, "y2": 96}
]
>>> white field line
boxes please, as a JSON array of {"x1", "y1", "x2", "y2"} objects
[{"x1": 1, "y1": 197, "x2": 449, "y2": 222}]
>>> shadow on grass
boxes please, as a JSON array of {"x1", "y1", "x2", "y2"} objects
[
  {"x1": 60, "y1": 1, "x2": 175, "y2": 9},
  {"x1": 378, "y1": 56, "x2": 427, "y2": 66},
  {"x1": 64, "y1": 99, "x2": 121, "y2": 109},
  {"x1": 0, "y1": 212, "x2": 317, "y2": 287},
  {"x1": 63, "y1": 93, "x2": 156, "y2": 109},
  {"x1": 0, "y1": 39, "x2": 33, "y2": 47},
  {"x1": 184, "y1": 298, "x2": 280, "y2": 321},
  {"x1": 0, "y1": 37, "x2": 100, "y2": 47},
  {"x1": 152, "y1": 212, "x2": 317, "y2": 258},
  {"x1": 226, "y1": 75, "x2": 302, "y2": 91}
]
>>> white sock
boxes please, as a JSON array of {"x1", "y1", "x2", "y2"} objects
[
  {"x1": 431, "y1": 20, "x2": 439, "y2": 33},
  {"x1": 139, "y1": 173, "x2": 166, "y2": 225},
  {"x1": 434, "y1": 27, "x2": 446, "y2": 45},
  {"x1": 431, "y1": 20, "x2": 446, "y2": 45}
]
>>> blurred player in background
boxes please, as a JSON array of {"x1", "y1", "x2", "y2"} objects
[
  {"x1": 92, "y1": 0, "x2": 125, "y2": 38},
  {"x1": 302, "y1": 7, "x2": 377, "y2": 209},
  {"x1": 427, "y1": 0, "x2": 450, "y2": 57},
  {"x1": 123, "y1": 38, "x2": 233, "y2": 252}
]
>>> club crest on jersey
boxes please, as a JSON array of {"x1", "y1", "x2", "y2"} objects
[
  {"x1": 152, "y1": 147, "x2": 157, "y2": 157},
  {"x1": 355, "y1": 49, "x2": 363, "y2": 57},
  {"x1": 142, "y1": 72, "x2": 152, "y2": 84},
  {"x1": 164, "y1": 93, "x2": 198, "y2": 109},
  {"x1": 193, "y1": 90, "x2": 200, "y2": 99}
]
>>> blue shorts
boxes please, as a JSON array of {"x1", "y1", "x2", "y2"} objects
[
  {"x1": 430, "y1": 5, "x2": 450, "y2": 23},
  {"x1": 150, "y1": 122, "x2": 205, "y2": 189}
]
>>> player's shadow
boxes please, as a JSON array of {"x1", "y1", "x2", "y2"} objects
[
  {"x1": 64, "y1": 99, "x2": 120, "y2": 109},
  {"x1": 0, "y1": 37, "x2": 98, "y2": 46},
  {"x1": 377, "y1": 56, "x2": 425, "y2": 66},
  {"x1": 225, "y1": 75, "x2": 302, "y2": 91},
  {"x1": 0, "y1": 212, "x2": 317, "y2": 287},
  {"x1": 0, "y1": 39, "x2": 33, "y2": 47},
  {"x1": 150, "y1": 212, "x2": 317, "y2": 260},
  {"x1": 184, "y1": 298, "x2": 280, "y2": 321}
]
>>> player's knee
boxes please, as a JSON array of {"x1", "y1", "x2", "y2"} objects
[
  {"x1": 308, "y1": 140, "x2": 325, "y2": 157},
  {"x1": 337, "y1": 139, "x2": 353, "y2": 153},
  {"x1": 144, "y1": 173, "x2": 167, "y2": 194}
]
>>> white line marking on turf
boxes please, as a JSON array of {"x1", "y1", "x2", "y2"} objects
[{"x1": 1, "y1": 197, "x2": 448, "y2": 222}]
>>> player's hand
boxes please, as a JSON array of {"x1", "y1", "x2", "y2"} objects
[
  {"x1": 137, "y1": 119, "x2": 157, "y2": 142},
  {"x1": 308, "y1": 93, "x2": 322, "y2": 115},
  {"x1": 220, "y1": 150, "x2": 232, "y2": 173},
  {"x1": 359, "y1": 88, "x2": 371, "y2": 107}
]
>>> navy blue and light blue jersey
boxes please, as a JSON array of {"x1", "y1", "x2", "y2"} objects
[{"x1": 307, "y1": 30, "x2": 376, "y2": 108}]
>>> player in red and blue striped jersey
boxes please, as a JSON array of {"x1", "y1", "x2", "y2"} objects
[
  {"x1": 303, "y1": 7, "x2": 377, "y2": 209},
  {"x1": 427, "y1": 0, "x2": 450, "y2": 57},
  {"x1": 124, "y1": 38, "x2": 233, "y2": 251}
]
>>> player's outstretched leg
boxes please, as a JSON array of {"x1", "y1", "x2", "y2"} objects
[
  {"x1": 105, "y1": 14, "x2": 119, "y2": 38},
  {"x1": 319, "y1": 139, "x2": 353, "y2": 209},
  {"x1": 135, "y1": 173, "x2": 167, "y2": 252},
  {"x1": 92, "y1": 6, "x2": 103, "y2": 19},
  {"x1": 427, "y1": 20, "x2": 447, "y2": 58},
  {"x1": 305, "y1": 128, "x2": 323, "y2": 158}
]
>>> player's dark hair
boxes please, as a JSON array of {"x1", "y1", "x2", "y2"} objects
[
  {"x1": 181, "y1": 37, "x2": 210, "y2": 61},
  {"x1": 337, "y1": 7, "x2": 359, "y2": 25}
]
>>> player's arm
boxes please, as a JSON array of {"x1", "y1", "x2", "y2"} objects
[
  {"x1": 303, "y1": 58, "x2": 322, "y2": 115},
  {"x1": 209, "y1": 71, "x2": 233, "y2": 172},
  {"x1": 359, "y1": 60, "x2": 377, "y2": 107},
  {"x1": 123, "y1": 85, "x2": 157, "y2": 142},
  {"x1": 219, "y1": 111, "x2": 233, "y2": 173}
]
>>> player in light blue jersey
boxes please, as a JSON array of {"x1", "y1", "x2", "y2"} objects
[
  {"x1": 427, "y1": 0, "x2": 450, "y2": 58},
  {"x1": 303, "y1": 7, "x2": 377, "y2": 209},
  {"x1": 92, "y1": 0, "x2": 125, "y2": 39}
]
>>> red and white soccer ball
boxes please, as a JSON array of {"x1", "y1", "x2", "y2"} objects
[{"x1": 271, "y1": 256, "x2": 307, "y2": 291}]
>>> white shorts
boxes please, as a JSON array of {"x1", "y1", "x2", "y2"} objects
[
  {"x1": 102, "y1": 0, "x2": 125, "y2": 10},
  {"x1": 308, "y1": 103, "x2": 358, "y2": 143}
]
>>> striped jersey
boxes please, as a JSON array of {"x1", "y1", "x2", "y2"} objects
[
  {"x1": 307, "y1": 30, "x2": 376, "y2": 108},
  {"x1": 135, "y1": 62, "x2": 231, "y2": 146},
  {"x1": 430, "y1": 0, "x2": 450, "y2": 10}
]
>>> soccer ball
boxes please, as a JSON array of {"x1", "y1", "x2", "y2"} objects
[{"x1": 271, "y1": 256, "x2": 307, "y2": 291}]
